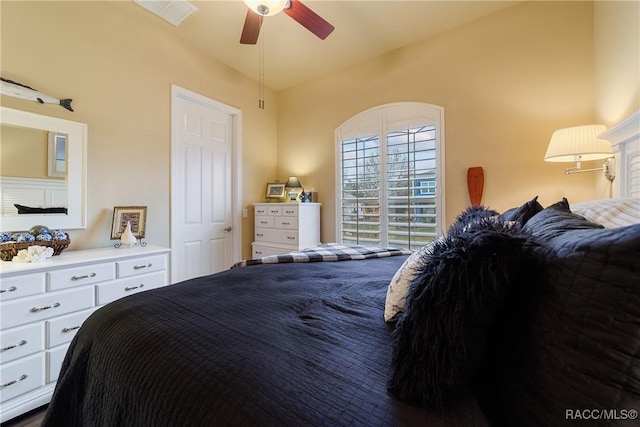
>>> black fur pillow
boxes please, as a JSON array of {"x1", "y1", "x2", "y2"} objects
[{"x1": 388, "y1": 206, "x2": 532, "y2": 409}]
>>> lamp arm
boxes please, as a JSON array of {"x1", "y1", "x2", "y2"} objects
[
  {"x1": 564, "y1": 157, "x2": 615, "y2": 181},
  {"x1": 565, "y1": 166, "x2": 604, "y2": 174}
]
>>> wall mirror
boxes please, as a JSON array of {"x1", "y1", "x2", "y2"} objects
[{"x1": 0, "y1": 106, "x2": 87, "y2": 231}]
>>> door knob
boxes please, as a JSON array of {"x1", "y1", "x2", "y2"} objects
[{"x1": 224, "y1": 227, "x2": 233, "y2": 232}]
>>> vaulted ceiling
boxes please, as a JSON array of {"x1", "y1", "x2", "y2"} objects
[{"x1": 126, "y1": 0, "x2": 520, "y2": 91}]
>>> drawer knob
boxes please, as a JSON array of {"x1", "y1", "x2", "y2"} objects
[
  {"x1": 133, "y1": 263, "x2": 152, "y2": 270},
  {"x1": 71, "y1": 273, "x2": 97, "y2": 281},
  {"x1": 125, "y1": 284, "x2": 144, "y2": 291},
  {"x1": 0, "y1": 286, "x2": 17, "y2": 293},
  {"x1": 1, "y1": 374, "x2": 28, "y2": 388},
  {"x1": 287, "y1": 236, "x2": 295, "y2": 240},
  {"x1": 2, "y1": 340, "x2": 27, "y2": 352},
  {"x1": 30, "y1": 302, "x2": 61, "y2": 312},
  {"x1": 62, "y1": 326, "x2": 81, "y2": 333}
]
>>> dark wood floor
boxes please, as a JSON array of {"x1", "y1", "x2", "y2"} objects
[{"x1": 0, "y1": 406, "x2": 46, "y2": 427}]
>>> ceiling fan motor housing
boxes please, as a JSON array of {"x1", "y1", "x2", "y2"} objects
[{"x1": 244, "y1": 0, "x2": 291, "y2": 16}]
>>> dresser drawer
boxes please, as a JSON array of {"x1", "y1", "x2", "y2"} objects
[
  {"x1": 282, "y1": 205, "x2": 298, "y2": 216},
  {"x1": 0, "y1": 353, "x2": 44, "y2": 403},
  {"x1": 46, "y1": 308, "x2": 96, "y2": 348},
  {"x1": 0, "y1": 273, "x2": 45, "y2": 302},
  {"x1": 1, "y1": 287, "x2": 95, "y2": 330},
  {"x1": 46, "y1": 345, "x2": 69, "y2": 383},
  {"x1": 96, "y1": 271, "x2": 166, "y2": 306},
  {"x1": 266, "y1": 206, "x2": 282, "y2": 216},
  {"x1": 252, "y1": 244, "x2": 290, "y2": 258},
  {"x1": 48, "y1": 262, "x2": 115, "y2": 291},
  {"x1": 275, "y1": 217, "x2": 298, "y2": 229},
  {"x1": 0, "y1": 324, "x2": 43, "y2": 365},
  {"x1": 117, "y1": 255, "x2": 167, "y2": 279},
  {"x1": 255, "y1": 216, "x2": 275, "y2": 228},
  {"x1": 255, "y1": 228, "x2": 299, "y2": 245},
  {"x1": 255, "y1": 205, "x2": 269, "y2": 215}
]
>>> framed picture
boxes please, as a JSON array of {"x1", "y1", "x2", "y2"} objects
[
  {"x1": 265, "y1": 182, "x2": 286, "y2": 199},
  {"x1": 111, "y1": 206, "x2": 147, "y2": 239},
  {"x1": 48, "y1": 132, "x2": 67, "y2": 178}
]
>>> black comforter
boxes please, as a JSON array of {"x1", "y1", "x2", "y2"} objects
[{"x1": 43, "y1": 257, "x2": 488, "y2": 427}]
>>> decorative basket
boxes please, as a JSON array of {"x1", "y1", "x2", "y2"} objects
[{"x1": 0, "y1": 238, "x2": 71, "y2": 261}]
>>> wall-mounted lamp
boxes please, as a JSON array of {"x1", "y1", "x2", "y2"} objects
[
  {"x1": 285, "y1": 176, "x2": 303, "y2": 202},
  {"x1": 544, "y1": 124, "x2": 615, "y2": 181}
]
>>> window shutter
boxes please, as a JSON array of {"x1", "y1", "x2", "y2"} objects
[
  {"x1": 340, "y1": 135, "x2": 382, "y2": 245},
  {"x1": 337, "y1": 103, "x2": 444, "y2": 249},
  {"x1": 386, "y1": 125, "x2": 438, "y2": 249}
]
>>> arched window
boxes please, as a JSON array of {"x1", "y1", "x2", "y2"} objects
[{"x1": 335, "y1": 102, "x2": 445, "y2": 250}]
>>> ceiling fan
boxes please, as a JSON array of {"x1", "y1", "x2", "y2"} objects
[{"x1": 240, "y1": 0, "x2": 335, "y2": 44}]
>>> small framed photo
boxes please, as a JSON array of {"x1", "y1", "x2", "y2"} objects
[
  {"x1": 265, "y1": 182, "x2": 286, "y2": 199},
  {"x1": 111, "y1": 206, "x2": 147, "y2": 239},
  {"x1": 48, "y1": 132, "x2": 67, "y2": 178}
]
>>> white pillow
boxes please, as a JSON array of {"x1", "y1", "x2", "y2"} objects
[
  {"x1": 384, "y1": 242, "x2": 433, "y2": 322},
  {"x1": 571, "y1": 197, "x2": 640, "y2": 228}
]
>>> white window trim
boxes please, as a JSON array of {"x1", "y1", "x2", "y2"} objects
[{"x1": 335, "y1": 102, "x2": 446, "y2": 247}]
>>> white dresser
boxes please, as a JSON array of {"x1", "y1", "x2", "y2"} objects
[
  {"x1": 252, "y1": 203, "x2": 321, "y2": 257},
  {"x1": 0, "y1": 245, "x2": 170, "y2": 423}
]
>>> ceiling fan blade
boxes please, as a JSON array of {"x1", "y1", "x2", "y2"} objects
[
  {"x1": 240, "y1": 9, "x2": 262, "y2": 44},
  {"x1": 284, "y1": 0, "x2": 334, "y2": 40}
]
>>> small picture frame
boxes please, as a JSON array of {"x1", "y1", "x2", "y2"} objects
[
  {"x1": 111, "y1": 206, "x2": 147, "y2": 239},
  {"x1": 265, "y1": 182, "x2": 286, "y2": 199},
  {"x1": 48, "y1": 132, "x2": 67, "y2": 178}
]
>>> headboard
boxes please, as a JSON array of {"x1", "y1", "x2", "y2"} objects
[{"x1": 600, "y1": 110, "x2": 640, "y2": 198}]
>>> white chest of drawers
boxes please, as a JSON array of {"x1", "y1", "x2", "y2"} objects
[
  {"x1": 252, "y1": 203, "x2": 321, "y2": 257},
  {"x1": 0, "y1": 245, "x2": 170, "y2": 423}
]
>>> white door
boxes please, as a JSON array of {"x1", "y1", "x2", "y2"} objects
[{"x1": 171, "y1": 86, "x2": 241, "y2": 283}]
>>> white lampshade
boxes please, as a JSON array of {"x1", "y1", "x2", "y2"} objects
[
  {"x1": 544, "y1": 124, "x2": 611, "y2": 162},
  {"x1": 243, "y1": 0, "x2": 289, "y2": 16}
]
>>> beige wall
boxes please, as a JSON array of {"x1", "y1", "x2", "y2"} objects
[
  {"x1": 0, "y1": 125, "x2": 49, "y2": 179},
  {"x1": 593, "y1": 0, "x2": 640, "y2": 198},
  {"x1": 0, "y1": 1, "x2": 278, "y2": 258},
  {"x1": 594, "y1": 0, "x2": 640, "y2": 124},
  {"x1": 278, "y1": 1, "x2": 603, "y2": 243}
]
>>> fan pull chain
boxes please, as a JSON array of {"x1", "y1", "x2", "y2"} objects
[{"x1": 258, "y1": 22, "x2": 265, "y2": 109}]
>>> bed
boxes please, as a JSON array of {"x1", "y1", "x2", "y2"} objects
[
  {"x1": 42, "y1": 245, "x2": 490, "y2": 427},
  {"x1": 42, "y1": 195, "x2": 640, "y2": 427},
  {"x1": 43, "y1": 114, "x2": 640, "y2": 427}
]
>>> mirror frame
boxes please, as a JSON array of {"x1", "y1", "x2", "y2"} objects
[{"x1": 1, "y1": 106, "x2": 87, "y2": 231}]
